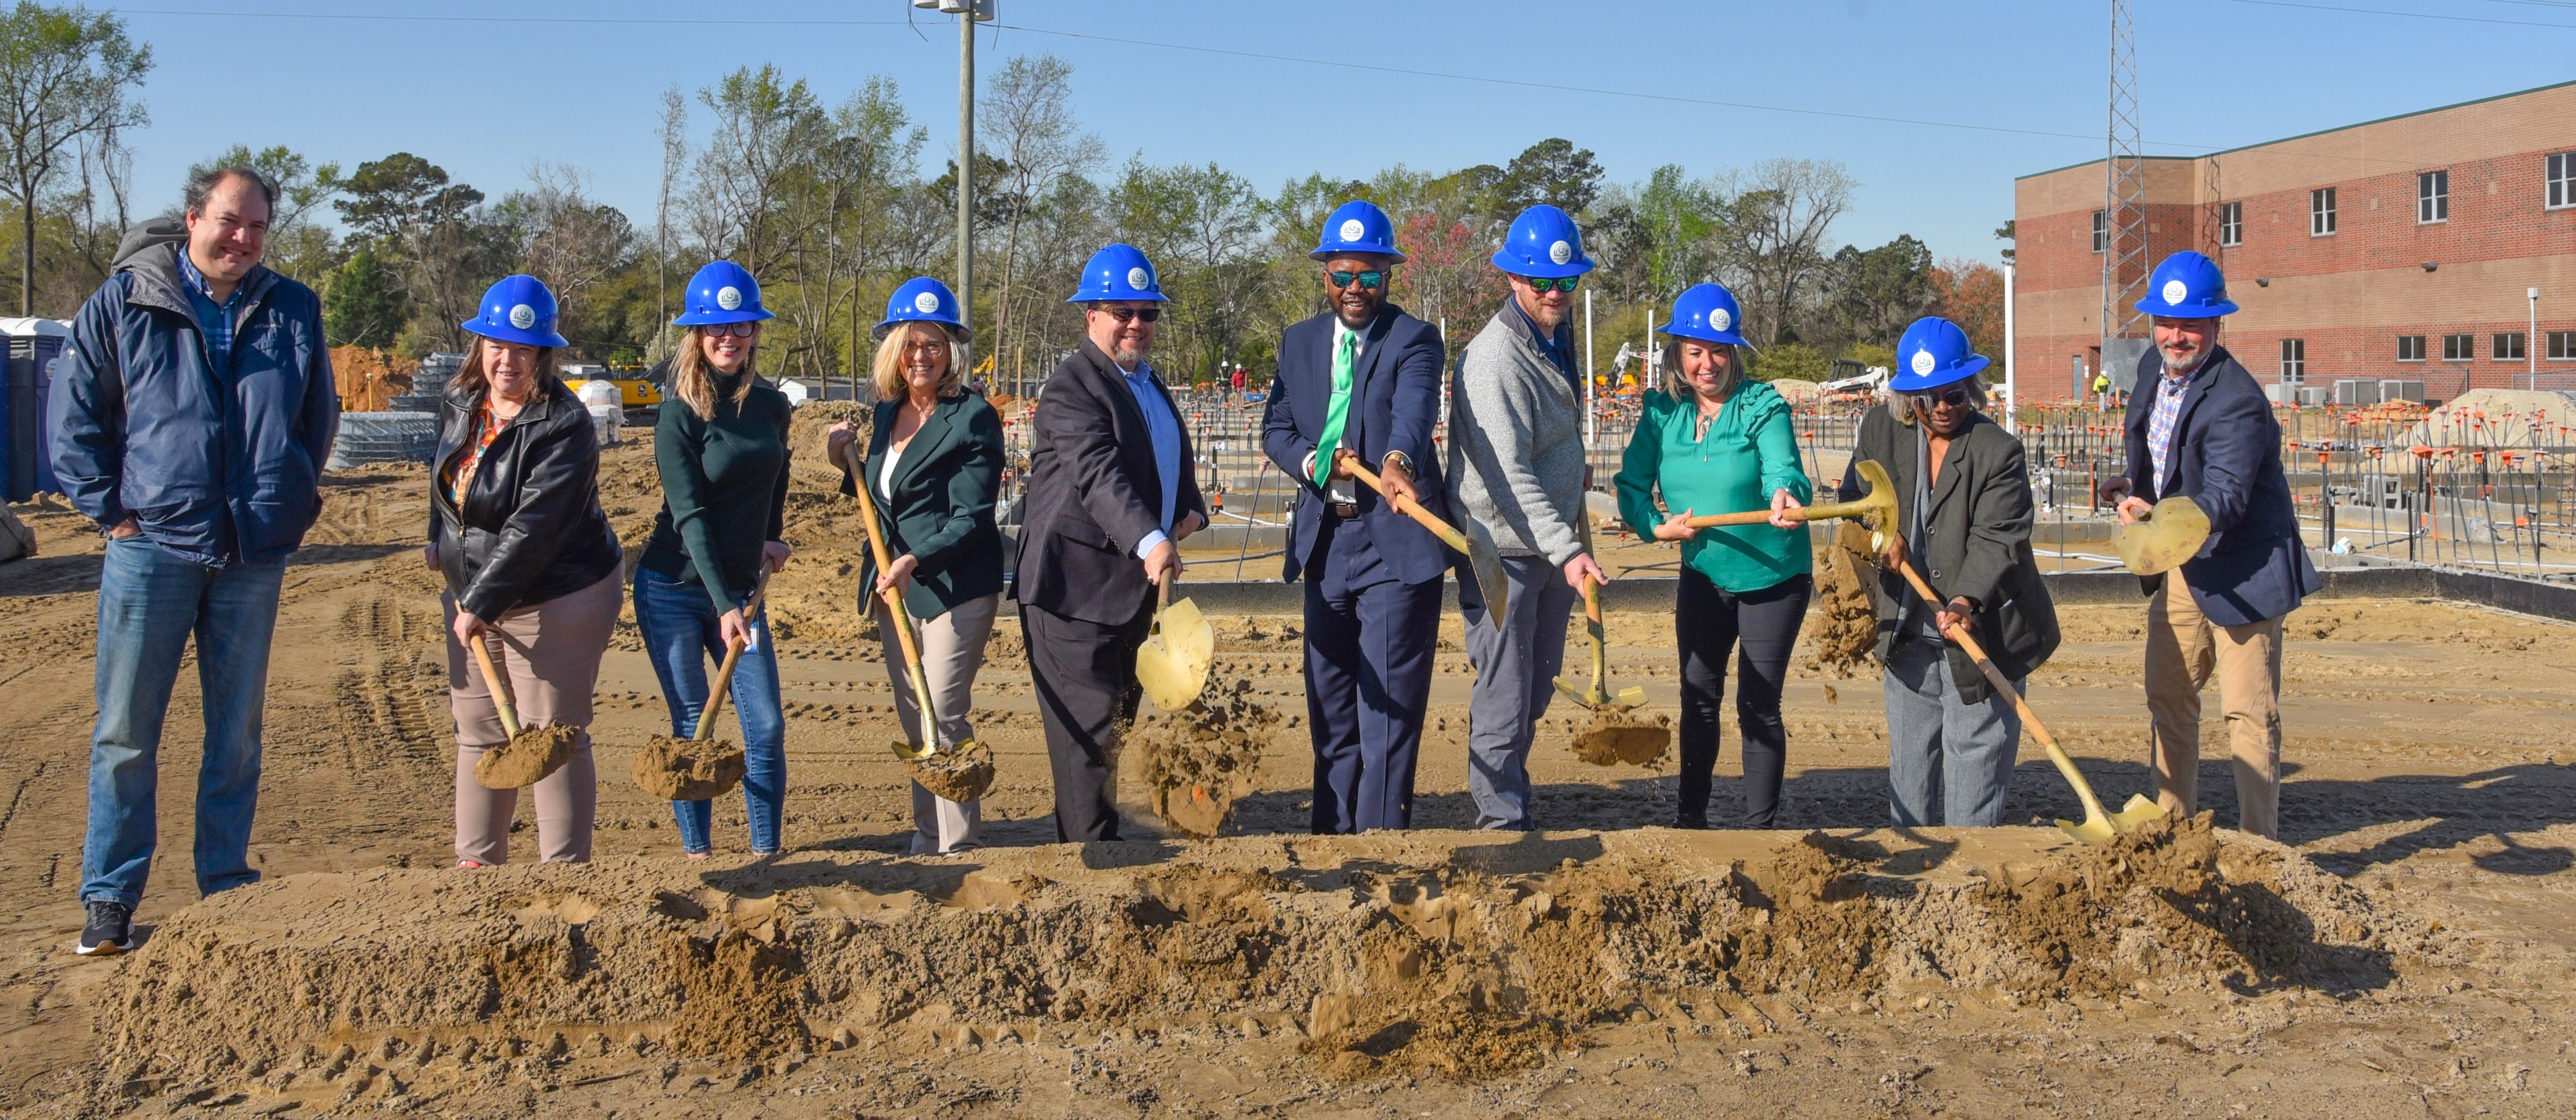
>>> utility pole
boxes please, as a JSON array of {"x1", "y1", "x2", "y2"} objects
[
  {"x1": 1583, "y1": 288, "x2": 1596, "y2": 446},
  {"x1": 2532, "y1": 287, "x2": 2543, "y2": 393},
  {"x1": 2003, "y1": 262, "x2": 2017, "y2": 434},
  {"x1": 919, "y1": 1, "x2": 992, "y2": 372},
  {"x1": 2101, "y1": 0, "x2": 2148, "y2": 383}
]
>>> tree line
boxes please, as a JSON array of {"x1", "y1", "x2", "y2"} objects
[{"x1": 0, "y1": 7, "x2": 2005, "y2": 393}]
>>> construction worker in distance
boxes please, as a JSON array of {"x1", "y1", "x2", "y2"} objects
[
  {"x1": 1446, "y1": 204, "x2": 1603, "y2": 831},
  {"x1": 2092, "y1": 369, "x2": 2113, "y2": 410},
  {"x1": 2098, "y1": 251, "x2": 2318, "y2": 840},
  {"x1": 1261, "y1": 200, "x2": 1451, "y2": 833}
]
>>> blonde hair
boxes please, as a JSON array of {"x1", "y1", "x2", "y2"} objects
[
  {"x1": 670, "y1": 326, "x2": 759, "y2": 421},
  {"x1": 870, "y1": 321, "x2": 968, "y2": 403},
  {"x1": 451, "y1": 336, "x2": 559, "y2": 402},
  {"x1": 1662, "y1": 336, "x2": 1745, "y2": 406}
]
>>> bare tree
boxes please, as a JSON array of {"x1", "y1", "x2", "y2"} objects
[
  {"x1": 691, "y1": 64, "x2": 826, "y2": 276},
  {"x1": 980, "y1": 55, "x2": 1102, "y2": 395},
  {"x1": 651, "y1": 84, "x2": 686, "y2": 360},
  {"x1": 1716, "y1": 158, "x2": 1854, "y2": 349},
  {"x1": 518, "y1": 161, "x2": 633, "y2": 348},
  {"x1": 0, "y1": 2, "x2": 149, "y2": 314},
  {"x1": 65, "y1": 116, "x2": 126, "y2": 279}
]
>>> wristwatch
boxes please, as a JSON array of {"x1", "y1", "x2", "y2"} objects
[{"x1": 1382, "y1": 450, "x2": 1415, "y2": 477}]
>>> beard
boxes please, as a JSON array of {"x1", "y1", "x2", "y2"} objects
[
  {"x1": 2161, "y1": 343, "x2": 2209, "y2": 376},
  {"x1": 1113, "y1": 337, "x2": 1150, "y2": 365}
]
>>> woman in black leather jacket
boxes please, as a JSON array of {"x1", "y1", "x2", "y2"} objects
[{"x1": 424, "y1": 275, "x2": 622, "y2": 868}]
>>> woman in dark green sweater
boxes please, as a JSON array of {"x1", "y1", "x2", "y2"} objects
[{"x1": 635, "y1": 261, "x2": 795, "y2": 857}]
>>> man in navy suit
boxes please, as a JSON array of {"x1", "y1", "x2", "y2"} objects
[
  {"x1": 2102, "y1": 251, "x2": 2319, "y2": 840},
  {"x1": 1262, "y1": 201, "x2": 1451, "y2": 832}
]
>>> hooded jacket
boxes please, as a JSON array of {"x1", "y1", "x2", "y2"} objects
[
  {"x1": 48, "y1": 219, "x2": 339, "y2": 566},
  {"x1": 431, "y1": 372, "x2": 622, "y2": 620}
]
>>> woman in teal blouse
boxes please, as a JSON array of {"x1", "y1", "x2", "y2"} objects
[{"x1": 1615, "y1": 282, "x2": 1813, "y2": 828}]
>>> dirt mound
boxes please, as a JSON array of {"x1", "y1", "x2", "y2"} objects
[
  {"x1": 1130, "y1": 677, "x2": 1280, "y2": 837},
  {"x1": 631, "y1": 735, "x2": 746, "y2": 801},
  {"x1": 1803, "y1": 520, "x2": 1880, "y2": 681},
  {"x1": 788, "y1": 399, "x2": 871, "y2": 478},
  {"x1": 1569, "y1": 712, "x2": 1671, "y2": 768},
  {"x1": 88, "y1": 823, "x2": 2447, "y2": 1106},
  {"x1": 471, "y1": 724, "x2": 582, "y2": 789}
]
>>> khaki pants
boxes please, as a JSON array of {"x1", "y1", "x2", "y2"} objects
[
  {"x1": 874, "y1": 592, "x2": 999, "y2": 854},
  {"x1": 444, "y1": 567, "x2": 622, "y2": 865},
  {"x1": 2143, "y1": 576, "x2": 2284, "y2": 838}
]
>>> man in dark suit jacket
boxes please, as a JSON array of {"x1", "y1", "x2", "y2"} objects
[
  {"x1": 1261, "y1": 201, "x2": 1451, "y2": 832},
  {"x1": 2102, "y1": 251, "x2": 2319, "y2": 840},
  {"x1": 1016, "y1": 243, "x2": 1208, "y2": 842}
]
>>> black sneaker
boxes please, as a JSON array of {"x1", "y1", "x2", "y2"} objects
[
  {"x1": 76, "y1": 900, "x2": 131, "y2": 956},
  {"x1": 1673, "y1": 813, "x2": 1711, "y2": 831}
]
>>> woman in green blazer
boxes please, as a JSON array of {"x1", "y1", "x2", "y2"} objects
[
  {"x1": 828, "y1": 277, "x2": 1005, "y2": 854},
  {"x1": 1614, "y1": 283, "x2": 1813, "y2": 829}
]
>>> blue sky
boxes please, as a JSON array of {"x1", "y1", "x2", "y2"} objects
[{"x1": 105, "y1": 1, "x2": 2576, "y2": 265}]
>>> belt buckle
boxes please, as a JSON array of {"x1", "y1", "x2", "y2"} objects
[{"x1": 1328, "y1": 501, "x2": 1359, "y2": 519}]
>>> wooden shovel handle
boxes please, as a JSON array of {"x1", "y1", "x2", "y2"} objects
[
  {"x1": 696, "y1": 571, "x2": 770, "y2": 743},
  {"x1": 842, "y1": 442, "x2": 941, "y2": 745},
  {"x1": 466, "y1": 630, "x2": 522, "y2": 739},
  {"x1": 1341, "y1": 456, "x2": 1474, "y2": 555},
  {"x1": 1687, "y1": 508, "x2": 1794, "y2": 528},
  {"x1": 1887, "y1": 556, "x2": 2113, "y2": 823}
]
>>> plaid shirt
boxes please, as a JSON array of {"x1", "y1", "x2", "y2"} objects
[
  {"x1": 2146, "y1": 367, "x2": 2191, "y2": 488},
  {"x1": 175, "y1": 249, "x2": 245, "y2": 371}
]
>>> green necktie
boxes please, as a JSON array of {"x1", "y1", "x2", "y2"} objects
[{"x1": 1314, "y1": 328, "x2": 1357, "y2": 485}]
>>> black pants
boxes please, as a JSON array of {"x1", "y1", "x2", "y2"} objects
[
  {"x1": 1676, "y1": 569, "x2": 1811, "y2": 827},
  {"x1": 1022, "y1": 598, "x2": 1152, "y2": 843}
]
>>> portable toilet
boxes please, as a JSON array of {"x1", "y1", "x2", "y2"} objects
[{"x1": 1, "y1": 317, "x2": 70, "y2": 501}]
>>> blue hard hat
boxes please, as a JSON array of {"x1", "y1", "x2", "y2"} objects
[
  {"x1": 1658, "y1": 282, "x2": 1747, "y2": 346},
  {"x1": 874, "y1": 276, "x2": 970, "y2": 341},
  {"x1": 1490, "y1": 204, "x2": 1594, "y2": 278},
  {"x1": 459, "y1": 274, "x2": 567, "y2": 348},
  {"x1": 1065, "y1": 243, "x2": 1169, "y2": 303},
  {"x1": 1889, "y1": 316, "x2": 1990, "y2": 392},
  {"x1": 2133, "y1": 251, "x2": 2239, "y2": 318},
  {"x1": 1310, "y1": 200, "x2": 1406, "y2": 263},
  {"x1": 674, "y1": 260, "x2": 775, "y2": 325}
]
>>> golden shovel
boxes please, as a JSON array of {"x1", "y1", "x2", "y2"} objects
[
  {"x1": 1687, "y1": 459, "x2": 1901, "y2": 549},
  {"x1": 2115, "y1": 495, "x2": 2212, "y2": 575},
  {"x1": 1341, "y1": 453, "x2": 1507, "y2": 619},
  {"x1": 1136, "y1": 568, "x2": 1215, "y2": 712}
]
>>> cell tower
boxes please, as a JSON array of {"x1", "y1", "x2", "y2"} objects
[{"x1": 2101, "y1": 0, "x2": 2150, "y2": 371}]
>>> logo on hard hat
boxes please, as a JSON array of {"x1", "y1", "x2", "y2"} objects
[
  {"x1": 914, "y1": 291, "x2": 940, "y2": 314},
  {"x1": 2161, "y1": 278, "x2": 2188, "y2": 306},
  {"x1": 1910, "y1": 350, "x2": 1936, "y2": 377},
  {"x1": 1709, "y1": 308, "x2": 1731, "y2": 332},
  {"x1": 509, "y1": 304, "x2": 536, "y2": 330},
  {"x1": 1339, "y1": 218, "x2": 1366, "y2": 243},
  {"x1": 1548, "y1": 240, "x2": 1572, "y2": 265},
  {"x1": 717, "y1": 286, "x2": 744, "y2": 311},
  {"x1": 1126, "y1": 266, "x2": 1150, "y2": 291}
]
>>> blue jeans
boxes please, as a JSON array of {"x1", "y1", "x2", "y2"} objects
[
  {"x1": 634, "y1": 566, "x2": 785, "y2": 854},
  {"x1": 82, "y1": 537, "x2": 287, "y2": 907}
]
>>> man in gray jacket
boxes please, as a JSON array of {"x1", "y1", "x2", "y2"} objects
[{"x1": 1445, "y1": 204, "x2": 1606, "y2": 830}]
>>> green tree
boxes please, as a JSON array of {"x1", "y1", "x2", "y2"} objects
[
  {"x1": 1495, "y1": 137, "x2": 1603, "y2": 216},
  {"x1": 191, "y1": 144, "x2": 340, "y2": 281},
  {"x1": 1824, "y1": 234, "x2": 1935, "y2": 349},
  {"x1": 324, "y1": 246, "x2": 405, "y2": 348},
  {"x1": 0, "y1": 1, "x2": 148, "y2": 314}
]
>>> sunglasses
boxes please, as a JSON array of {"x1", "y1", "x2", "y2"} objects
[
  {"x1": 1098, "y1": 306, "x2": 1162, "y2": 324},
  {"x1": 701, "y1": 322, "x2": 758, "y2": 338},
  {"x1": 1520, "y1": 275, "x2": 1580, "y2": 293},
  {"x1": 1327, "y1": 270, "x2": 1386, "y2": 290},
  {"x1": 1922, "y1": 388, "x2": 1975, "y2": 408}
]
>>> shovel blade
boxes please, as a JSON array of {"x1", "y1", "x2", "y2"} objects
[
  {"x1": 2052, "y1": 814, "x2": 2119, "y2": 846},
  {"x1": 1613, "y1": 685, "x2": 1647, "y2": 709},
  {"x1": 2108, "y1": 793, "x2": 2168, "y2": 832},
  {"x1": 1464, "y1": 517, "x2": 1510, "y2": 620},
  {"x1": 1137, "y1": 596, "x2": 1215, "y2": 712},
  {"x1": 890, "y1": 737, "x2": 937, "y2": 762},
  {"x1": 1551, "y1": 674, "x2": 1609, "y2": 708},
  {"x1": 2115, "y1": 495, "x2": 2212, "y2": 575}
]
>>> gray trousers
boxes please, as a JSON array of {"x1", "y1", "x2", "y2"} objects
[
  {"x1": 873, "y1": 593, "x2": 999, "y2": 854},
  {"x1": 1463, "y1": 553, "x2": 1579, "y2": 830},
  {"x1": 1882, "y1": 637, "x2": 2023, "y2": 828}
]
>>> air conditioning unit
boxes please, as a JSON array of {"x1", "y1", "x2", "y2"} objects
[
  {"x1": 2379, "y1": 380, "x2": 2425, "y2": 403},
  {"x1": 2332, "y1": 379, "x2": 2374, "y2": 405},
  {"x1": 2296, "y1": 386, "x2": 2331, "y2": 407}
]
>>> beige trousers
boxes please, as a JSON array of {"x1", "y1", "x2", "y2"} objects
[
  {"x1": 444, "y1": 566, "x2": 622, "y2": 865},
  {"x1": 2143, "y1": 576, "x2": 2285, "y2": 839},
  {"x1": 874, "y1": 592, "x2": 1000, "y2": 854}
]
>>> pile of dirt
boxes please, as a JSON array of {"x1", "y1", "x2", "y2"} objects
[
  {"x1": 786, "y1": 399, "x2": 871, "y2": 479},
  {"x1": 631, "y1": 734, "x2": 746, "y2": 801},
  {"x1": 2394, "y1": 388, "x2": 2576, "y2": 448},
  {"x1": 1129, "y1": 677, "x2": 1280, "y2": 838},
  {"x1": 904, "y1": 739, "x2": 996, "y2": 803},
  {"x1": 1803, "y1": 520, "x2": 1881, "y2": 686},
  {"x1": 1568, "y1": 712, "x2": 1672, "y2": 768},
  {"x1": 86, "y1": 820, "x2": 2450, "y2": 1107},
  {"x1": 471, "y1": 724, "x2": 582, "y2": 789}
]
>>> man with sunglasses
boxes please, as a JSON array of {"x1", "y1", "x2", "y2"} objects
[
  {"x1": 1446, "y1": 203, "x2": 1605, "y2": 831},
  {"x1": 1015, "y1": 242, "x2": 1208, "y2": 842},
  {"x1": 1260, "y1": 201, "x2": 1451, "y2": 833}
]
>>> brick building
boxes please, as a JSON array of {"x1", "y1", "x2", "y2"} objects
[{"x1": 2013, "y1": 80, "x2": 2576, "y2": 404}]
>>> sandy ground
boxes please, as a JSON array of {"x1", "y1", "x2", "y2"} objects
[{"x1": 2, "y1": 426, "x2": 2573, "y2": 1118}]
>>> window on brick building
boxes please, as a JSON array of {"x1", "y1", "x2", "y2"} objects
[
  {"x1": 2310, "y1": 188, "x2": 2336, "y2": 236},
  {"x1": 2091, "y1": 209, "x2": 2106, "y2": 253},
  {"x1": 2397, "y1": 335, "x2": 2425, "y2": 362},
  {"x1": 2495, "y1": 333, "x2": 2526, "y2": 362},
  {"x1": 2551, "y1": 331, "x2": 2576, "y2": 361},
  {"x1": 2443, "y1": 333, "x2": 2476, "y2": 362},
  {"x1": 2550, "y1": 152, "x2": 2573, "y2": 210},
  {"x1": 2219, "y1": 201, "x2": 2242, "y2": 247},
  {"x1": 2417, "y1": 170, "x2": 2448, "y2": 223},
  {"x1": 2281, "y1": 339, "x2": 2305, "y2": 384}
]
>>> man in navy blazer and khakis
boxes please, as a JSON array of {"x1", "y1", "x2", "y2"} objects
[
  {"x1": 2104, "y1": 251, "x2": 2319, "y2": 840},
  {"x1": 1261, "y1": 201, "x2": 1451, "y2": 832}
]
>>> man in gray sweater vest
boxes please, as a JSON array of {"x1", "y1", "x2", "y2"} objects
[{"x1": 1444, "y1": 204, "x2": 1607, "y2": 830}]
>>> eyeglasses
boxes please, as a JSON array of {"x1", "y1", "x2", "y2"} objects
[
  {"x1": 1097, "y1": 306, "x2": 1162, "y2": 324},
  {"x1": 1924, "y1": 388, "x2": 1975, "y2": 408},
  {"x1": 702, "y1": 322, "x2": 758, "y2": 338},
  {"x1": 1519, "y1": 275, "x2": 1580, "y2": 293},
  {"x1": 1327, "y1": 270, "x2": 1386, "y2": 290}
]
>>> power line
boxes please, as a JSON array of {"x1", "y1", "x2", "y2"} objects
[
  {"x1": 2226, "y1": 0, "x2": 2576, "y2": 29},
  {"x1": 111, "y1": 7, "x2": 911, "y2": 27}
]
